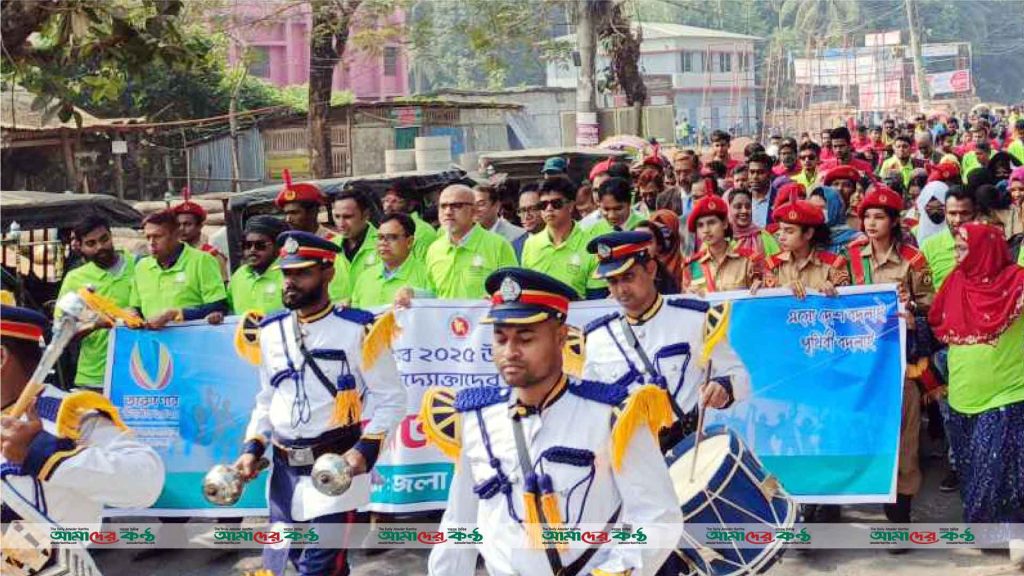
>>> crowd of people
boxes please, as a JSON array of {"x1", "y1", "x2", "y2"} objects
[{"x1": 2, "y1": 107, "x2": 1022, "y2": 575}]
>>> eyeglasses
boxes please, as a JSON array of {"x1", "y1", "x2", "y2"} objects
[
  {"x1": 243, "y1": 240, "x2": 270, "y2": 250},
  {"x1": 377, "y1": 233, "x2": 407, "y2": 243},
  {"x1": 439, "y1": 202, "x2": 473, "y2": 211},
  {"x1": 516, "y1": 205, "x2": 540, "y2": 215},
  {"x1": 538, "y1": 199, "x2": 567, "y2": 211}
]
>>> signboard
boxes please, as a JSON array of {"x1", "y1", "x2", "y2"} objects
[
  {"x1": 390, "y1": 107, "x2": 423, "y2": 127},
  {"x1": 926, "y1": 69, "x2": 971, "y2": 95},
  {"x1": 265, "y1": 155, "x2": 311, "y2": 180},
  {"x1": 864, "y1": 31, "x2": 901, "y2": 47},
  {"x1": 921, "y1": 43, "x2": 960, "y2": 58},
  {"x1": 576, "y1": 112, "x2": 599, "y2": 146}
]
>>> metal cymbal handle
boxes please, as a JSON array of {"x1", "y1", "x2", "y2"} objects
[{"x1": 688, "y1": 359, "x2": 713, "y2": 483}]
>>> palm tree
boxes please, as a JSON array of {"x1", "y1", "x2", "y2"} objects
[{"x1": 778, "y1": 0, "x2": 860, "y2": 39}]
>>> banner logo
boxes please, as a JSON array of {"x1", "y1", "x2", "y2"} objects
[
  {"x1": 129, "y1": 340, "x2": 174, "y2": 391},
  {"x1": 448, "y1": 314, "x2": 471, "y2": 339}
]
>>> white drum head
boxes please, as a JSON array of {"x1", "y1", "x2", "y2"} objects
[{"x1": 671, "y1": 434, "x2": 732, "y2": 503}]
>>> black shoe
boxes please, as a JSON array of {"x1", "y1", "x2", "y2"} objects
[
  {"x1": 939, "y1": 471, "x2": 960, "y2": 493},
  {"x1": 884, "y1": 494, "x2": 913, "y2": 523},
  {"x1": 818, "y1": 504, "x2": 841, "y2": 523}
]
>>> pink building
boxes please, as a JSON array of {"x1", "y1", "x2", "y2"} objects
[{"x1": 224, "y1": 2, "x2": 409, "y2": 100}]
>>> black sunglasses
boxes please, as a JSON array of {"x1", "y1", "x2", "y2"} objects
[
  {"x1": 244, "y1": 240, "x2": 270, "y2": 250},
  {"x1": 538, "y1": 199, "x2": 567, "y2": 210}
]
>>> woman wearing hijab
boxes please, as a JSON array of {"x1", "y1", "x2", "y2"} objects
[
  {"x1": 1007, "y1": 167, "x2": 1024, "y2": 242},
  {"x1": 809, "y1": 186, "x2": 864, "y2": 255},
  {"x1": 727, "y1": 188, "x2": 781, "y2": 258},
  {"x1": 914, "y1": 181, "x2": 949, "y2": 246},
  {"x1": 635, "y1": 209, "x2": 683, "y2": 294},
  {"x1": 928, "y1": 222, "x2": 1024, "y2": 532}
]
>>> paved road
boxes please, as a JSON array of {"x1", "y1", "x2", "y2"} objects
[{"x1": 95, "y1": 422, "x2": 1021, "y2": 575}]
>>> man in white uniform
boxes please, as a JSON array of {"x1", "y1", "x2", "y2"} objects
[{"x1": 422, "y1": 268, "x2": 683, "y2": 576}]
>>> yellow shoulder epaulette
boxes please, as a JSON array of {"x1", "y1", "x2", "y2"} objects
[
  {"x1": 418, "y1": 388, "x2": 461, "y2": 461},
  {"x1": 57, "y1": 391, "x2": 128, "y2": 440},
  {"x1": 233, "y1": 310, "x2": 265, "y2": 365},
  {"x1": 362, "y1": 308, "x2": 401, "y2": 371},
  {"x1": 702, "y1": 301, "x2": 731, "y2": 364}
]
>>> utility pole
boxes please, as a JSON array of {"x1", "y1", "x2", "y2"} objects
[
  {"x1": 575, "y1": 0, "x2": 599, "y2": 146},
  {"x1": 905, "y1": 0, "x2": 929, "y2": 112}
]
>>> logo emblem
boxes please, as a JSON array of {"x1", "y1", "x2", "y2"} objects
[
  {"x1": 788, "y1": 209, "x2": 798, "y2": 220},
  {"x1": 130, "y1": 340, "x2": 174, "y2": 391},
  {"x1": 284, "y1": 189, "x2": 297, "y2": 201},
  {"x1": 499, "y1": 277, "x2": 521, "y2": 302},
  {"x1": 597, "y1": 243, "x2": 612, "y2": 259},
  {"x1": 284, "y1": 237, "x2": 300, "y2": 255},
  {"x1": 449, "y1": 314, "x2": 471, "y2": 339}
]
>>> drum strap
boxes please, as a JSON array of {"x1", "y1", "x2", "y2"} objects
[{"x1": 510, "y1": 415, "x2": 620, "y2": 576}]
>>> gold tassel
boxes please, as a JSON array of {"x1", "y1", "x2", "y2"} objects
[
  {"x1": 523, "y1": 491, "x2": 543, "y2": 548},
  {"x1": 362, "y1": 308, "x2": 401, "y2": 371},
  {"x1": 561, "y1": 326, "x2": 585, "y2": 378},
  {"x1": 233, "y1": 310, "x2": 264, "y2": 365},
  {"x1": 330, "y1": 389, "x2": 362, "y2": 427},
  {"x1": 610, "y1": 385, "x2": 674, "y2": 471},
  {"x1": 540, "y1": 490, "x2": 568, "y2": 551},
  {"x1": 77, "y1": 287, "x2": 144, "y2": 328}
]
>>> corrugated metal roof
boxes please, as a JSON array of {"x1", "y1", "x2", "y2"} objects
[
  {"x1": 0, "y1": 86, "x2": 141, "y2": 131},
  {"x1": 555, "y1": 21, "x2": 762, "y2": 43}
]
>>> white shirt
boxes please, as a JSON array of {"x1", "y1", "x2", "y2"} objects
[
  {"x1": 1, "y1": 385, "x2": 164, "y2": 526},
  {"x1": 244, "y1": 306, "x2": 406, "y2": 520},
  {"x1": 583, "y1": 295, "x2": 750, "y2": 414},
  {"x1": 428, "y1": 380, "x2": 683, "y2": 576}
]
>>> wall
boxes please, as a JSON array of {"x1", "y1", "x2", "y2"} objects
[
  {"x1": 431, "y1": 88, "x2": 576, "y2": 148},
  {"x1": 223, "y1": 1, "x2": 408, "y2": 99}
]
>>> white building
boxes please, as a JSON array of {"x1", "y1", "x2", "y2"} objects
[{"x1": 547, "y1": 22, "x2": 761, "y2": 134}]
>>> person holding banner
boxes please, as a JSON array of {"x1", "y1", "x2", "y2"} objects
[
  {"x1": 129, "y1": 210, "x2": 229, "y2": 329},
  {"x1": 425, "y1": 184, "x2": 517, "y2": 299},
  {"x1": 422, "y1": 268, "x2": 682, "y2": 576},
  {"x1": 682, "y1": 195, "x2": 764, "y2": 294},
  {"x1": 763, "y1": 200, "x2": 851, "y2": 299},
  {"x1": 1, "y1": 306, "x2": 164, "y2": 549},
  {"x1": 229, "y1": 215, "x2": 288, "y2": 315},
  {"x1": 846, "y1": 186, "x2": 936, "y2": 526},
  {"x1": 233, "y1": 231, "x2": 406, "y2": 576},
  {"x1": 581, "y1": 231, "x2": 750, "y2": 451}
]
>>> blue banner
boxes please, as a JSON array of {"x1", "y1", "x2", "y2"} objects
[{"x1": 105, "y1": 319, "x2": 268, "y2": 516}]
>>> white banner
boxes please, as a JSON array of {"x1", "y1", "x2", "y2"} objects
[{"x1": 926, "y1": 69, "x2": 971, "y2": 95}]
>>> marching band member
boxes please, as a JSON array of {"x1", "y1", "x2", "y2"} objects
[
  {"x1": 232, "y1": 231, "x2": 406, "y2": 576},
  {"x1": 423, "y1": 268, "x2": 683, "y2": 576},
  {"x1": 581, "y1": 231, "x2": 750, "y2": 451},
  {"x1": 1, "y1": 305, "x2": 164, "y2": 572}
]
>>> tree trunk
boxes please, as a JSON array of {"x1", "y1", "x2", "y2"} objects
[
  {"x1": 308, "y1": 0, "x2": 361, "y2": 179},
  {"x1": 1, "y1": 0, "x2": 52, "y2": 59},
  {"x1": 576, "y1": 0, "x2": 598, "y2": 115}
]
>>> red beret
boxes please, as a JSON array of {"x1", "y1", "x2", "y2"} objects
[
  {"x1": 274, "y1": 169, "x2": 324, "y2": 208},
  {"x1": 927, "y1": 162, "x2": 960, "y2": 183},
  {"x1": 772, "y1": 200, "x2": 825, "y2": 227},
  {"x1": 774, "y1": 182, "x2": 806, "y2": 209},
  {"x1": 171, "y1": 200, "x2": 207, "y2": 221},
  {"x1": 686, "y1": 195, "x2": 729, "y2": 233},
  {"x1": 589, "y1": 158, "x2": 614, "y2": 181},
  {"x1": 858, "y1": 185, "x2": 903, "y2": 217},
  {"x1": 823, "y1": 165, "x2": 860, "y2": 185}
]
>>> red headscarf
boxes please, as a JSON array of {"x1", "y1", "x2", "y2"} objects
[{"x1": 928, "y1": 222, "x2": 1024, "y2": 345}]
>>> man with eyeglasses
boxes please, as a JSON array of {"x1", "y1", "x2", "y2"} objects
[
  {"x1": 425, "y1": 184, "x2": 517, "y2": 298},
  {"x1": 351, "y1": 214, "x2": 433, "y2": 309},
  {"x1": 229, "y1": 215, "x2": 288, "y2": 315},
  {"x1": 511, "y1": 184, "x2": 544, "y2": 261},
  {"x1": 521, "y1": 176, "x2": 606, "y2": 299},
  {"x1": 792, "y1": 141, "x2": 820, "y2": 189},
  {"x1": 474, "y1": 183, "x2": 525, "y2": 244}
]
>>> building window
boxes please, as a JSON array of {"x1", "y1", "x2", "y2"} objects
[
  {"x1": 383, "y1": 46, "x2": 399, "y2": 77},
  {"x1": 247, "y1": 46, "x2": 271, "y2": 79},
  {"x1": 719, "y1": 53, "x2": 732, "y2": 73},
  {"x1": 681, "y1": 51, "x2": 693, "y2": 73},
  {"x1": 738, "y1": 53, "x2": 749, "y2": 72}
]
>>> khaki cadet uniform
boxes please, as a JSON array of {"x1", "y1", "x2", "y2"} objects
[
  {"x1": 846, "y1": 236, "x2": 934, "y2": 497},
  {"x1": 682, "y1": 246, "x2": 763, "y2": 293},
  {"x1": 763, "y1": 249, "x2": 850, "y2": 289}
]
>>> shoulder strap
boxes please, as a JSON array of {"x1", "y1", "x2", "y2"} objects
[
  {"x1": 509, "y1": 416, "x2": 565, "y2": 576},
  {"x1": 847, "y1": 242, "x2": 870, "y2": 285}
]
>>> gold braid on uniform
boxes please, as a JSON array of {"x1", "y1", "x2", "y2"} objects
[
  {"x1": 362, "y1": 308, "x2": 401, "y2": 371},
  {"x1": 56, "y1": 391, "x2": 128, "y2": 440},
  {"x1": 418, "y1": 388, "x2": 461, "y2": 461},
  {"x1": 610, "y1": 385, "x2": 673, "y2": 470}
]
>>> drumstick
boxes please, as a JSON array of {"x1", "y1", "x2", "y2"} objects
[{"x1": 689, "y1": 359, "x2": 713, "y2": 483}]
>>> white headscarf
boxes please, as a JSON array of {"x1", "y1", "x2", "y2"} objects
[{"x1": 915, "y1": 181, "x2": 949, "y2": 245}]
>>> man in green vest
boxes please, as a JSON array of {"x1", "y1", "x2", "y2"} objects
[
  {"x1": 351, "y1": 214, "x2": 433, "y2": 308},
  {"x1": 229, "y1": 215, "x2": 287, "y2": 315},
  {"x1": 330, "y1": 190, "x2": 378, "y2": 301},
  {"x1": 57, "y1": 216, "x2": 135, "y2": 389},
  {"x1": 129, "y1": 210, "x2": 228, "y2": 329},
  {"x1": 382, "y1": 179, "x2": 437, "y2": 261},
  {"x1": 424, "y1": 184, "x2": 517, "y2": 298}
]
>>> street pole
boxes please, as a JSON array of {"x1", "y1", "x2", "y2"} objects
[
  {"x1": 575, "y1": 0, "x2": 598, "y2": 146},
  {"x1": 905, "y1": 0, "x2": 929, "y2": 112}
]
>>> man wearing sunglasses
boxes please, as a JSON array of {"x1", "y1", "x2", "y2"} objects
[
  {"x1": 521, "y1": 176, "x2": 607, "y2": 299},
  {"x1": 792, "y1": 141, "x2": 821, "y2": 189},
  {"x1": 229, "y1": 215, "x2": 288, "y2": 315},
  {"x1": 351, "y1": 213, "x2": 433, "y2": 309},
  {"x1": 511, "y1": 184, "x2": 544, "y2": 261}
]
